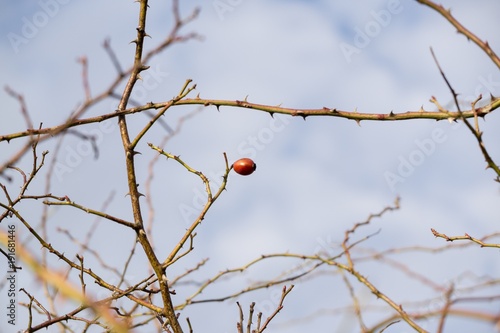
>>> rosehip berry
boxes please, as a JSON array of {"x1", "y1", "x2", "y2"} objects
[{"x1": 232, "y1": 158, "x2": 256, "y2": 176}]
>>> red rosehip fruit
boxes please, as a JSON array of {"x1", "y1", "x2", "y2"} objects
[{"x1": 232, "y1": 158, "x2": 256, "y2": 176}]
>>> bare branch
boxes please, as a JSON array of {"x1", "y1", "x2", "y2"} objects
[
  {"x1": 431, "y1": 229, "x2": 500, "y2": 248},
  {"x1": 417, "y1": 0, "x2": 500, "y2": 69}
]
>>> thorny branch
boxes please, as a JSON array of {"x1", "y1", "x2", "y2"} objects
[
  {"x1": 2, "y1": 96, "x2": 499, "y2": 147},
  {"x1": 416, "y1": 0, "x2": 500, "y2": 69}
]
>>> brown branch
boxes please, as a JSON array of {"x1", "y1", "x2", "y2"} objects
[
  {"x1": 340, "y1": 262, "x2": 428, "y2": 332},
  {"x1": 356, "y1": 232, "x2": 500, "y2": 258},
  {"x1": 343, "y1": 197, "x2": 400, "y2": 267},
  {"x1": 103, "y1": 38, "x2": 125, "y2": 76},
  {"x1": 341, "y1": 272, "x2": 368, "y2": 332},
  {"x1": 257, "y1": 285, "x2": 294, "y2": 332},
  {"x1": 175, "y1": 96, "x2": 500, "y2": 121},
  {"x1": 150, "y1": 149, "x2": 230, "y2": 268},
  {"x1": 43, "y1": 199, "x2": 137, "y2": 229},
  {"x1": 429, "y1": 48, "x2": 500, "y2": 181},
  {"x1": 416, "y1": 0, "x2": 500, "y2": 69},
  {"x1": 431, "y1": 229, "x2": 500, "y2": 248},
  {"x1": 436, "y1": 285, "x2": 454, "y2": 333},
  {"x1": 4, "y1": 85, "x2": 34, "y2": 131},
  {"x1": 2, "y1": 95, "x2": 499, "y2": 147},
  {"x1": 236, "y1": 302, "x2": 244, "y2": 333},
  {"x1": 144, "y1": 106, "x2": 203, "y2": 251},
  {"x1": 114, "y1": 0, "x2": 183, "y2": 331},
  {"x1": 77, "y1": 56, "x2": 91, "y2": 101}
]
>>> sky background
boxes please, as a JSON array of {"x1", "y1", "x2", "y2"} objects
[{"x1": 1, "y1": 1, "x2": 500, "y2": 332}]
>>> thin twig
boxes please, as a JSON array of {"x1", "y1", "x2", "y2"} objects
[
  {"x1": 257, "y1": 285, "x2": 294, "y2": 332},
  {"x1": 77, "y1": 56, "x2": 92, "y2": 101},
  {"x1": 431, "y1": 229, "x2": 500, "y2": 248}
]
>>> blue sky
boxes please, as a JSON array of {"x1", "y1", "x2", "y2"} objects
[{"x1": 1, "y1": 1, "x2": 500, "y2": 332}]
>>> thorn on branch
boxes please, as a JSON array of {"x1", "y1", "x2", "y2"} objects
[{"x1": 292, "y1": 110, "x2": 306, "y2": 119}]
